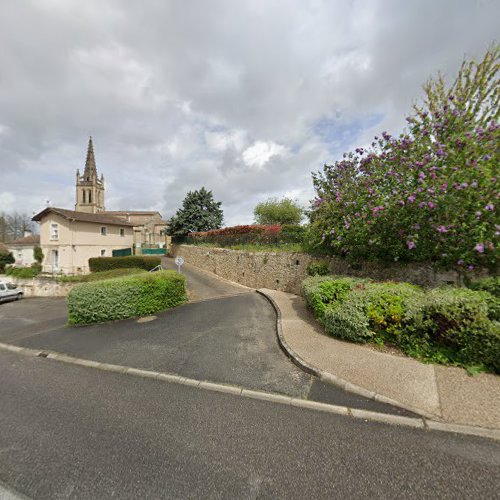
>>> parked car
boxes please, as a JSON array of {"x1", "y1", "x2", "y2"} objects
[{"x1": 0, "y1": 281, "x2": 23, "y2": 303}]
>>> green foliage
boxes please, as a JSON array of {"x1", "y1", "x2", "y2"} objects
[
  {"x1": 280, "y1": 224, "x2": 306, "y2": 243},
  {"x1": 253, "y1": 198, "x2": 303, "y2": 225},
  {"x1": 89, "y1": 256, "x2": 161, "y2": 272},
  {"x1": 306, "y1": 261, "x2": 330, "y2": 276},
  {"x1": 309, "y1": 46, "x2": 499, "y2": 272},
  {"x1": 57, "y1": 268, "x2": 147, "y2": 283},
  {"x1": 303, "y1": 276, "x2": 500, "y2": 373},
  {"x1": 33, "y1": 246, "x2": 44, "y2": 265},
  {"x1": 168, "y1": 187, "x2": 224, "y2": 237},
  {"x1": 67, "y1": 270, "x2": 187, "y2": 325},
  {"x1": 5, "y1": 263, "x2": 41, "y2": 278},
  {"x1": 0, "y1": 250, "x2": 14, "y2": 273},
  {"x1": 302, "y1": 276, "x2": 361, "y2": 318},
  {"x1": 468, "y1": 276, "x2": 500, "y2": 297}
]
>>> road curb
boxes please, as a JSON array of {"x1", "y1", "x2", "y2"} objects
[
  {"x1": 255, "y1": 289, "x2": 500, "y2": 441},
  {"x1": 1, "y1": 341, "x2": 499, "y2": 440}
]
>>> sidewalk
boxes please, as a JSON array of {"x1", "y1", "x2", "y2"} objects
[{"x1": 259, "y1": 288, "x2": 500, "y2": 430}]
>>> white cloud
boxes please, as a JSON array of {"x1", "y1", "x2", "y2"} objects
[
  {"x1": 0, "y1": 0, "x2": 498, "y2": 223},
  {"x1": 242, "y1": 141, "x2": 287, "y2": 169}
]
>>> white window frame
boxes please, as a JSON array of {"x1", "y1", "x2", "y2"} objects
[
  {"x1": 50, "y1": 223, "x2": 59, "y2": 240},
  {"x1": 100, "y1": 226, "x2": 107, "y2": 236}
]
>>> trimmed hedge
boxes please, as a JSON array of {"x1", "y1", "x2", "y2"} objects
[
  {"x1": 303, "y1": 276, "x2": 500, "y2": 373},
  {"x1": 67, "y1": 270, "x2": 186, "y2": 325},
  {"x1": 89, "y1": 256, "x2": 161, "y2": 272},
  {"x1": 57, "y1": 268, "x2": 146, "y2": 283}
]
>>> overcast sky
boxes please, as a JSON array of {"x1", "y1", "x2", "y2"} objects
[{"x1": 0, "y1": 0, "x2": 498, "y2": 225}]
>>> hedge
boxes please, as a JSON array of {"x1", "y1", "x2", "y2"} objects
[
  {"x1": 89, "y1": 256, "x2": 161, "y2": 272},
  {"x1": 303, "y1": 276, "x2": 500, "y2": 373},
  {"x1": 67, "y1": 270, "x2": 186, "y2": 325},
  {"x1": 57, "y1": 268, "x2": 146, "y2": 283},
  {"x1": 183, "y1": 224, "x2": 305, "y2": 247}
]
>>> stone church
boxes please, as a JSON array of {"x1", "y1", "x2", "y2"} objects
[{"x1": 32, "y1": 137, "x2": 168, "y2": 274}]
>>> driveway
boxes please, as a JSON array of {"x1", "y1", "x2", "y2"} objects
[{"x1": 0, "y1": 260, "x2": 414, "y2": 415}]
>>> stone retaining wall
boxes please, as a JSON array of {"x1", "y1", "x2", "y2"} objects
[
  {"x1": 1, "y1": 276, "x2": 75, "y2": 297},
  {"x1": 171, "y1": 244, "x2": 465, "y2": 294}
]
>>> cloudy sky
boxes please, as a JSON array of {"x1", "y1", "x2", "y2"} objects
[{"x1": 0, "y1": 0, "x2": 498, "y2": 225}]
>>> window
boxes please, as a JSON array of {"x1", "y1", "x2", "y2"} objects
[
  {"x1": 100, "y1": 249, "x2": 106, "y2": 257},
  {"x1": 50, "y1": 223, "x2": 59, "y2": 240},
  {"x1": 100, "y1": 226, "x2": 107, "y2": 236},
  {"x1": 120, "y1": 228, "x2": 125, "y2": 237}
]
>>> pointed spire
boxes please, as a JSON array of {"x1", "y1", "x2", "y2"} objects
[{"x1": 84, "y1": 136, "x2": 97, "y2": 179}]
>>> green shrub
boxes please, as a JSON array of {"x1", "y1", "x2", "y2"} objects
[
  {"x1": 280, "y1": 224, "x2": 306, "y2": 243},
  {"x1": 57, "y1": 268, "x2": 146, "y2": 283},
  {"x1": 306, "y1": 261, "x2": 330, "y2": 277},
  {"x1": 33, "y1": 246, "x2": 44, "y2": 264},
  {"x1": 303, "y1": 276, "x2": 500, "y2": 373},
  {"x1": 302, "y1": 275, "x2": 361, "y2": 318},
  {"x1": 0, "y1": 251, "x2": 14, "y2": 273},
  {"x1": 88, "y1": 256, "x2": 161, "y2": 272},
  {"x1": 67, "y1": 270, "x2": 186, "y2": 325},
  {"x1": 404, "y1": 288, "x2": 500, "y2": 372},
  {"x1": 5, "y1": 263, "x2": 42, "y2": 279},
  {"x1": 468, "y1": 277, "x2": 500, "y2": 297}
]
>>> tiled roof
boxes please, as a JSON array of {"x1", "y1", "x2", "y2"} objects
[
  {"x1": 8, "y1": 235, "x2": 40, "y2": 246},
  {"x1": 32, "y1": 207, "x2": 135, "y2": 226}
]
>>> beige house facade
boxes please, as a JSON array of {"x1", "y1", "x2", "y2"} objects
[
  {"x1": 32, "y1": 137, "x2": 169, "y2": 274},
  {"x1": 7, "y1": 232, "x2": 40, "y2": 267},
  {"x1": 33, "y1": 208, "x2": 134, "y2": 274}
]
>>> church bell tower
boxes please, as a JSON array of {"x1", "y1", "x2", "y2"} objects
[{"x1": 75, "y1": 136, "x2": 105, "y2": 213}]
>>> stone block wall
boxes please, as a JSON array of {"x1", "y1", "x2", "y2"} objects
[
  {"x1": 171, "y1": 245, "x2": 467, "y2": 294},
  {"x1": 2, "y1": 276, "x2": 75, "y2": 297}
]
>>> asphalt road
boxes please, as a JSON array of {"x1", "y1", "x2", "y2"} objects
[
  {"x1": 1, "y1": 351, "x2": 499, "y2": 500},
  {"x1": 0, "y1": 294, "x2": 412, "y2": 415}
]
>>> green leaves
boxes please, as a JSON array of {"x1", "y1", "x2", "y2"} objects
[
  {"x1": 253, "y1": 198, "x2": 303, "y2": 225},
  {"x1": 67, "y1": 270, "x2": 187, "y2": 325},
  {"x1": 168, "y1": 187, "x2": 223, "y2": 237}
]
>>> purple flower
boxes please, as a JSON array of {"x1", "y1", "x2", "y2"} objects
[
  {"x1": 337, "y1": 235, "x2": 342, "y2": 241},
  {"x1": 428, "y1": 202, "x2": 436, "y2": 209},
  {"x1": 330, "y1": 228, "x2": 335, "y2": 235},
  {"x1": 437, "y1": 226, "x2": 448, "y2": 233},
  {"x1": 483, "y1": 155, "x2": 491, "y2": 161},
  {"x1": 471, "y1": 181, "x2": 478, "y2": 188},
  {"x1": 457, "y1": 259, "x2": 464, "y2": 266},
  {"x1": 418, "y1": 202, "x2": 427, "y2": 209},
  {"x1": 441, "y1": 183, "x2": 448, "y2": 191},
  {"x1": 476, "y1": 211, "x2": 482, "y2": 218},
  {"x1": 460, "y1": 182, "x2": 468, "y2": 189},
  {"x1": 414, "y1": 224, "x2": 420, "y2": 230},
  {"x1": 407, "y1": 241, "x2": 416, "y2": 250},
  {"x1": 321, "y1": 232, "x2": 326, "y2": 241},
  {"x1": 467, "y1": 265, "x2": 475, "y2": 272},
  {"x1": 474, "y1": 243, "x2": 484, "y2": 253},
  {"x1": 408, "y1": 195, "x2": 416, "y2": 203},
  {"x1": 485, "y1": 203, "x2": 494, "y2": 211}
]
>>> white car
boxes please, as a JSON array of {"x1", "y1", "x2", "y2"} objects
[{"x1": 0, "y1": 281, "x2": 23, "y2": 303}]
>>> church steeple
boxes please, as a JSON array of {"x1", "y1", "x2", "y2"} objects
[
  {"x1": 75, "y1": 136, "x2": 105, "y2": 213},
  {"x1": 83, "y1": 136, "x2": 97, "y2": 180}
]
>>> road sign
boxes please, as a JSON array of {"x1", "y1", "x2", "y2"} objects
[{"x1": 175, "y1": 256, "x2": 184, "y2": 273}]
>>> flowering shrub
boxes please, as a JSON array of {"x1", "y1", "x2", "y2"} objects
[
  {"x1": 185, "y1": 224, "x2": 304, "y2": 246},
  {"x1": 310, "y1": 46, "x2": 499, "y2": 273}
]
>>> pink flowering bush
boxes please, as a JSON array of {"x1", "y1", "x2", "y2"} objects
[{"x1": 310, "y1": 46, "x2": 499, "y2": 273}]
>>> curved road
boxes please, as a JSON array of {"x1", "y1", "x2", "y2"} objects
[{"x1": 0, "y1": 262, "x2": 499, "y2": 498}]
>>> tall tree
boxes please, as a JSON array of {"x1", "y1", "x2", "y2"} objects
[
  {"x1": 168, "y1": 187, "x2": 224, "y2": 237},
  {"x1": 253, "y1": 197, "x2": 303, "y2": 225}
]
